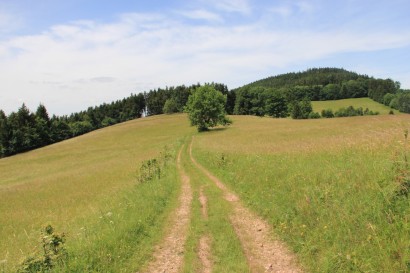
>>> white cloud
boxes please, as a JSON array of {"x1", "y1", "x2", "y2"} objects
[
  {"x1": 177, "y1": 9, "x2": 223, "y2": 23},
  {"x1": 268, "y1": 1, "x2": 315, "y2": 18},
  {"x1": 205, "y1": 0, "x2": 251, "y2": 15},
  {"x1": 0, "y1": 10, "x2": 410, "y2": 115}
]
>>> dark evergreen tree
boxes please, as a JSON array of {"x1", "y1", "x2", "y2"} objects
[
  {"x1": 0, "y1": 110, "x2": 9, "y2": 157},
  {"x1": 35, "y1": 104, "x2": 51, "y2": 146}
]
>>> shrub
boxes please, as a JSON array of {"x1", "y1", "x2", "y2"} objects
[
  {"x1": 137, "y1": 146, "x2": 172, "y2": 183},
  {"x1": 308, "y1": 112, "x2": 321, "y2": 119},
  {"x1": 290, "y1": 99, "x2": 313, "y2": 119},
  {"x1": 18, "y1": 225, "x2": 66, "y2": 273},
  {"x1": 321, "y1": 109, "x2": 334, "y2": 118}
]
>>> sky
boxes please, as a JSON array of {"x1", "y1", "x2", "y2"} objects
[{"x1": 0, "y1": 0, "x2": 410, "y2": 115}]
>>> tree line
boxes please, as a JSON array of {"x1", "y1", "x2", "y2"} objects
[
  {"x1": 0, "y1": 94, "x2": 145, "y2": 157},
  {"x1": 1, "y1": 68, "x2": 409, "y2": 157},
  {"x1": 0, "y1": 83, "x2": 228, "y2": 157}
]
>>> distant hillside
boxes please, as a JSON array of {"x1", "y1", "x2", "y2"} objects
[
  {"x1": 231, "y1": 67, "x2": 403, "y2": 117},
  {"x1": 241, "y1": 68, "x2": 369, "y2": 90}
]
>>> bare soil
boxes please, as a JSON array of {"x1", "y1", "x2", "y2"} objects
[
  {"x1": 198, "y1": 235, "x2": 212, "y2": 273},
  {"x1": 140, "y1": 147, "x2": 192, "y2": 273},
  {"x1": 199, "y1": 186, "x2": 208, "y2": 219}
]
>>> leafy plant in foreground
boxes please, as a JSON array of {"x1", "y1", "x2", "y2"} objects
[
  {"x1": 18, "y1": 225, "x2": 66, "y2": 273},
  {"x1": 137, "y1": 146, "x2": 173, "y2": 183}
]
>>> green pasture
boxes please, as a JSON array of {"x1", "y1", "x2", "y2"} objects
[
  {"x1": 2, "y1": 112, "x2": 410, "y2": 272},
  {"x1": 312, "y1": 97, "x2": 394, "y2": 115},
  {"x1": 193, "y1": 114, "x2": 410, "y2": 272}
]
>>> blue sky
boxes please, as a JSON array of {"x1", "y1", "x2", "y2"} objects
[{"x1": 1, "y1": 0, "x2": 410, "y2": 115}]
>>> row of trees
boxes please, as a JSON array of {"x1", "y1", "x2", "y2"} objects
[
  {"x1": 0, "y1": 94, "x2": 145, "y2": 157},
  {"x1": 382, "y1": 90, "x2": 410, "y2": 113},
  {"x1": 144, "y1": 83, "x2": 235, "y2": 115},
  {"x1": 0, "y1": 83, "x2": 229, "y2": 157}
]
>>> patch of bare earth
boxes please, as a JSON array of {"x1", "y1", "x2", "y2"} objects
[
  {"x1": 198, "y1": 235, "x2": 212, "y2": 273},
  {"x1": 198, "y1": 187, "x2": 212, "y2": 273},
  {"x1": 189, "y1": 138, "x2": 303, "y2": 273},
  {"x1": 199, "y1": 186, "x2": 208, "y2": 219},
  {"x1": 140, "y1": 146, "x2": 192, "y2": 273}
]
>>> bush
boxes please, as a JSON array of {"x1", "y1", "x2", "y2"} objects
[
  {"x1": 308, "y1": 112, "x2": 321, "y2": 119},
  {"x1": 321, "y1": 109, "x2": 334, "y2": 118},
  {"x1": 18, "y1": 225, "x2": 66, "y2": 273},
  {"x1": 290, "y1": 99, "x2": 312, "y2": 119}
]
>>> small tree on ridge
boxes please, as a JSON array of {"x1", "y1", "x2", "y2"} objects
[{"x1": 185, "y1": 85, "x2": 231, "y2": 132}]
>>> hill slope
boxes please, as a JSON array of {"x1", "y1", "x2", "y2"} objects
[
  {"x1": 243, "y1": 67, "x2": 368, "y2": 89},
  {"x1": 0, "y1": 114, "x2": 193, "y2": 272}
]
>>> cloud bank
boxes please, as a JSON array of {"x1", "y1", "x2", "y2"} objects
[{"x1": 0, "y1": 0, "x2": 409, "y2": 115}]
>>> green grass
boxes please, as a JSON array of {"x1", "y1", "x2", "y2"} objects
[
  {"x1": 312, "y1": 97, "x2": 395, "y2": 115},
  {"x1": 0, "y1": 114, "x2": 194, "y2": 272},
  {"x1": 2, "y1": 111, "x2": 410, "y2": 272},
  {"x1": 192, "y1": 114, "x2": 410, "y2": 272},
  {"x1": 182, "y1": 141, "x2": 249, "y2": 273}
]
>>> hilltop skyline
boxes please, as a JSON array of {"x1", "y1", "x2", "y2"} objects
[{"x1": 1, "y1": 0, "x2": 410, "y2": 115}]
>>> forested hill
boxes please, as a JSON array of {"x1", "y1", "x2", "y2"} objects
[
  {"x1": 233, "y1": 67, "x2": 400, "y2": 103},
  {"x1": 242, "y1": 68, "x2": 369, "y2": 90}
]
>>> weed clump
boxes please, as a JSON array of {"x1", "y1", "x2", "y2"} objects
[
  {"x1": 137, "y1": 146, "x2": 172, "y2": 183},
  {"x1": 393, "y1": 129, "x2": 410, "y2": 198},
  {"x1": 18, "y1": 225, "x2": 66, "y2": 273}
]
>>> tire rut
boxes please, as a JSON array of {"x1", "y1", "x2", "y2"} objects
[
  {"x1": 189, "y1": 138, "x2": 303, "y2": 273},
  {"x1": 140, "y1": 146, "x2": 192, "y2": 273},
  {"x1": 198, "y1": 186, "x2": 212, "y2": 272}
]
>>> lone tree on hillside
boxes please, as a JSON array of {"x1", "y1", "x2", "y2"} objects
[{"x1": 185, "y1": 85, "x2": 231, "y2": 132}]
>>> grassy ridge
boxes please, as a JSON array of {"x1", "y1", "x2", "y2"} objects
[
  {"x1": 0, "y1": 114, "x2": 193, "y2": 272},
  {"x1": 312, "y1": 98, "x2": 394, "y2": 115},
  {"x1": 192, "y1": 115, "x2": 410, "y2": 272}
]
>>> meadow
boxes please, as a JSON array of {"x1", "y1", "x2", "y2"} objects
[
  {"x1": 0, "y1": 114, "x2": 193, "y2": 272},
  {"x1": 312, "y1": 97, "x2": 394, "y2": 115},
  {"x1": 1, "y1": 102, "x2": 409, "y2": 272},
  {"x1": 192, "y1": 114, "x2": 410, "y2": 272}
]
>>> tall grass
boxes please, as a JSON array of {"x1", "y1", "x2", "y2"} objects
[
  {"x1": 193, "y1": 115, "x2": 410, "y2": 272},
  {"x1": 0, "y1": 114, "x2": 193, "y2": 272}
]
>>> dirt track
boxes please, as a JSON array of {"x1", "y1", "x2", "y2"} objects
[
  {"x1": 140, "y1": 146, "x2": 192, "y2": 273},
  {"x1": 189, "y1": 138, "x2": 302, "y2": 273},
  {"x1": 141, "y1": 139, "x2": 303, "y2": 272}
]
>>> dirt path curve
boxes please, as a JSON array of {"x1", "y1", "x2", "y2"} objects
[
  {"x1": 140, "y1": 146, "x2": 192, "y2": 273},
  {"x1": 189, "y1": 138, "x2": 303, "y2": 273}
]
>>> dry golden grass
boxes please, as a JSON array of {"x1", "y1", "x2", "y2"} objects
[
  {"x1": 0, "y1": 114, "x2": 193, "y2": 271},
  {"x1": 195, "y1": 115, "x2": 410, "y2": 155}
]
